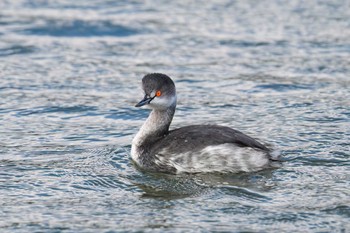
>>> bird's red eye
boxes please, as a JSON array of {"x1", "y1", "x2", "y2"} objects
[{"x1": 156, "y1": 90, "x2": 162, "y2": 97}]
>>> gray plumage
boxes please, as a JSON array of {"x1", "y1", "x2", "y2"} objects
[{"x1": 156, "y1": 125, "x2": 269, "y2": 153}]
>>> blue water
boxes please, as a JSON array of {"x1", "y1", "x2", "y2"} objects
[{"x1": 0, "y1": 0, "x2": 349, "y2": 232}]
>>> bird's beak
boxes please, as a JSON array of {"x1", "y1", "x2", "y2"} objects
[{"x1": 135, "y1": 95, "x2": 154, "y2": 107}]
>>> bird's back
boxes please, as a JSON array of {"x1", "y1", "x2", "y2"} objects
[{"x1": 150, "y1": 125, "x2": 270, "y2": 156}]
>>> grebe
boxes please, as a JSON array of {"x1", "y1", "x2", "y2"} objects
[{"x1": 131, "y1": 73, "x2": 279, "y2": 174}]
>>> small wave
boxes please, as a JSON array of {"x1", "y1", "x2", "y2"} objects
[
  {"x1": 15, "y1": 105, "x2": 97, "y2": 116},
  {"x1": 21, "y1": 19, "x2": 140, "y2": 37},
  {"x1": 0, "y1": 45, "x2": 36, "y2": 56},
  {"x1": 254, "y1": 83, "x2": 314, "y2": 92},
  {"x1": 219, "y1": 39, "x2": 271, "y2": 47}
]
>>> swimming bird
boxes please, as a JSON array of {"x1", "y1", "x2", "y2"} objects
[{"x1": 131, "y1": 73, "x2": 279, "y2": 174}]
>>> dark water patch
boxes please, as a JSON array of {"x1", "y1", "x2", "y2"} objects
[
  {"x1": 0, "y1": 45, "x2": 36, "y2": 56},
  {"x1": 176, "y1": 79, "x2": 207, "y2": 83},
  {"x1": 302, "y1": 116, "x2": 348, "y2": 123},
  {"x1": 255, "y1": 83, "x2": 314, "y2": 92},
  {"x1": 219, "y1": 39, "x2": 270, "y2": 47},
  {"x1": 208, "y1": 103, "x2": 241, "y2": 109},
  {"x1": 20, "y1": 0, "x2": 140, "y2": 11},
  {"x1": 298, "y1": 156, "x2": 349, "y2": 167},
  {"x1": 70, "y1": 184, "x2": 98, "y2": 191},
  {"x1": 219, "y1": 204, "x2": 258, "y2": 215},
  {"x1": 283, "y1": 102, "x2": 314, "y2": 109},
  {"x1": 322, "y1": 205, "x2": 350, "y2": 218},
  {"x1": 219, "y1": 186, "x2": 272, "y2": 203},
  {"x1": 330, "y1": 151, "x2": 349, "y2": 159},
  {"x1": 175, "y1": 106, "x2": 198, "y2": 113},
  {"x1": 305, "y1": 40, "x2": 350, "y2": 50},
  {"x1": 21, "y1": 20, "x2": 140, "y2": 37},
  {"x1": 260, "y1": 211, "x2": 317, "y2": 224},
  {"x1": 63, "y1": 135, "x2": 108, "y2": 143},
  {"x1": 15, "y1": 105, "x2": 97, "y2": 117}
]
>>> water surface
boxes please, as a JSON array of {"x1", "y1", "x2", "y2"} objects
[{"x1": 0, "y1": 0, "x2": 349, "y2": 232}]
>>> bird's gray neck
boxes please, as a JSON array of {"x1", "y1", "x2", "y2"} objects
[{"x1": 133, "y1": 105, "x2": 175, "y2": 147}]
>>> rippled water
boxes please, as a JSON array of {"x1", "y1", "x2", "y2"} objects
[{"x1": 1, "y1": 0, "x2": 349, "y2": 232}]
